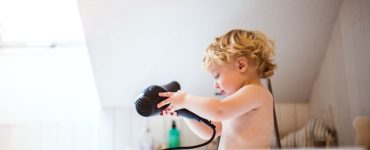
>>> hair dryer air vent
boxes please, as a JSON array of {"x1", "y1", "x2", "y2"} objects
[{"x1": 135, "y1": 96, "x2": 152, "y2": 117}]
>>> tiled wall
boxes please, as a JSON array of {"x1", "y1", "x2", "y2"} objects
[
  {"x1": 0, "y1": 123, "x2": 99, "y2": 150},
  {"x1": 0, "y1": 103, "x2": 310, "y2": 150},
  {"x1": 275, "y1": 102, "x2": 311, "y2": 137},
  {"x1": 0, "y1": 107, "x2": 205, "y2": 150}
]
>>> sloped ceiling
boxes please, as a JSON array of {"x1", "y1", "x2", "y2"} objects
[{"x1": 77, "y1": 0, "x2": 343, "y2": 107}]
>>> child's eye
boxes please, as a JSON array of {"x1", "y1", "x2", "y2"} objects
[{"x1": 214, "y1": 74, "x2": 220, "y2": 79}]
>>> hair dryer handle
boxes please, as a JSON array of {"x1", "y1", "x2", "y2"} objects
[{"x1": 176, "y1": 109, "x2": 215, "y2": 129}]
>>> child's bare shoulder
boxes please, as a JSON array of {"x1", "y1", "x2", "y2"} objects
[{"x1": 238, "y1": 84, "x2": 273, "y2": 101}]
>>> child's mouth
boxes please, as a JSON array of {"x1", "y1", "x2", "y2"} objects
[{"x1": 215, "y1": 90, "x2": 225, "y2": 96}]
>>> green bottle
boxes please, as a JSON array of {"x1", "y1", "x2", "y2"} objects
[{"x1": 168, "y1": 120, "x2": 180, "y2": 148}]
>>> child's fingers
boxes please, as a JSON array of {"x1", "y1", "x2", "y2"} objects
[
  {"x1": 160, "y1": 110, "x2": 178, "y2": 118},
  {"x1": 171, "y1": 111, "x2": 178, "y2": 117},
  {"x1": 157, "y1": 98, "x2": 171, "y2": 108},
  {"x1": 160, "y1": 109, "x2": 178, "y2": 117},
  {"x1": 168, "y1": 112, "x2": 178, "y2": 118},
  {"x1": 158, "y1": 92, "x2": 173, "y2": 97},
  {"x1": 167, "y1": 105, "x2": 177, "y2": 113},
  {"x1": 161, "y1": 110, "x2": 169, "y2": 116}
]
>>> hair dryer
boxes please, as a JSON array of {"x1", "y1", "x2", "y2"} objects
[
  {"x1": 135, "y1": 81, "x2": 214, "y2": 128},
  {"x1": 135, "y1": 81, "x2": 216, "y2": 150}
]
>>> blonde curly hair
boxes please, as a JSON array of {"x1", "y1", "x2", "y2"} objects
[{"x1": 203, "y1": 29, "x2": 277, "y2": 78}]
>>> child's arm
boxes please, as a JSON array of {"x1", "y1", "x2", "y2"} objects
[
  {"x1": 158, "y1": 85, "x2": 271, "y2": 121},
  {"x1": 183, "y1": 118, "x2": 222, "y2": 140},
  {"x1": 185, "y1": 85, "x2": 271, "y2": 121}
]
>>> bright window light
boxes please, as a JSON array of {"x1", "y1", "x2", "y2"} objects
[
  {"x1": 0, "y1": 0, "x2": 101, "y2": 124},
  {"x1": 0, "y1": 0, "x2": 85, "y2": 43}
]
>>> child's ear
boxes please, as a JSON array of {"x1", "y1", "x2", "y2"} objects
[{"x1": 236, "y1": 57, "x2": 248, "y2": 73}]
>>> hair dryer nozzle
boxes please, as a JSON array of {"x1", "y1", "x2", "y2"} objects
[
  {"x1": 135, "y1": 96, "x2": 153, "y2": 117},
  {"x1": 134, "y1": 81, "x2": 214, "y2": 126},
  {"x1": 135, "y1": 81, "x2": 179, "y2": 117},
  {"x1": 162, "y1": 81, "x2": 180, "y2": 92}
]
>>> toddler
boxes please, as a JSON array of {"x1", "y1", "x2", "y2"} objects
[{"x1": 158, "y1": 29, "x2": 277, "y2": 149}]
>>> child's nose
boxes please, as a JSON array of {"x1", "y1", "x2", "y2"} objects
[{"x1": 214, "y1": 82, "x2": 220, "y2": 89}]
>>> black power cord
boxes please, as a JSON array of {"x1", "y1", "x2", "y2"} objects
[
  {"x1": 163, "y1": 124, "x2": 216, "y2": 150},
  {"x1": 267, "y1": 78, "x2": 281, "y2": 148}
]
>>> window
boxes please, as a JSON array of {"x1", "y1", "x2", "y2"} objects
[
  {"x1": 0, "y1": 0, "x2": 85, "y2": 48},
  {"x1": 0, "y1": 0, "x2": 100, "y2": 123}
]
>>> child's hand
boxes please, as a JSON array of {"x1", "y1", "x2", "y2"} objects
[
  {"x1": 160, "y1": 109, "x2": 178, "y2": 118},
  {"x1": 157, "y1": 91, "x2": 187, "y2": 113}
]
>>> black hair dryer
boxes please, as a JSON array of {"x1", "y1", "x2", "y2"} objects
[{"x1": 135, "y1": 81, "x2": 214, "y2": 128}]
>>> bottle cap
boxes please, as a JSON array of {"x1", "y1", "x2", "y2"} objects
[{"x1": 171, "y1": 120, "x2": 176, "y2": 128}]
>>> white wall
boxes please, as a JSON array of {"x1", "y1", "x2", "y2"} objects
[
  {"x1": 0, "y1": 47, "x2": 100, "y2": 124},
  {"x1": 309, "y1": 0, "x2": 370, "y2": 146},
  {"x1": 77, "y1": 0, "x2": 343, "y2": 107}
]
